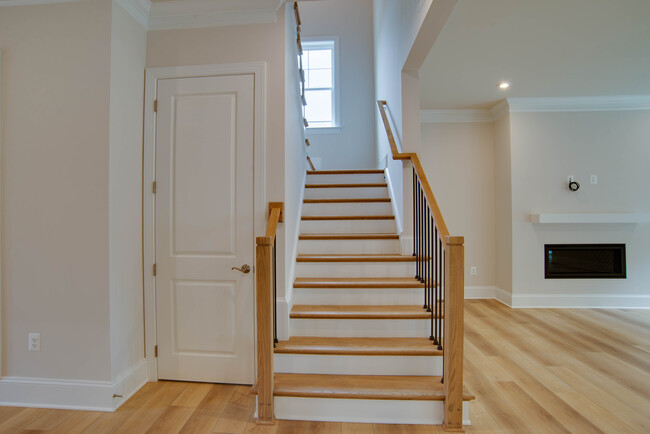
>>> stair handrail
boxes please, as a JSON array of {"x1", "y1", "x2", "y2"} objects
[
  {"x1": 255, "y1": 202, "x2": 283, "y2": 425},
  {"x1": 377, "y1": 100, "x2": 465, "y2": 430}
]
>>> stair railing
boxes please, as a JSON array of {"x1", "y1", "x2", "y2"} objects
[
  {"x1": 256, "y1": 202, "x2": 283, "y2": 424},
  {"x1": 377, "y1": 100, "x2": 466, "y2": 430}
]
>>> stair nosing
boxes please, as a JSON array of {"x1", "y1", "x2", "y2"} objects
[
  {"x1": 305, "y1": 183, "x2": 387, "y2": 189},
  {"x1": 297, "y1": 254, "x2": 417, "y2": 263},
  {"x1": 302, "y1": 215, "x2": 395, "y2": 221}
]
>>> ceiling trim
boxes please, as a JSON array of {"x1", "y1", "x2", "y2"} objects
[
  {"x1": 420, "y1": 109, "x2": 492, "y2": 123},
  {"x1": 0, "y1": 0, "x2": 85, "y2": 6},
  {"x1": 507, "y1": 96, "x2": 650, "y2": 112},
  {"x1": 115, "y1": 0, "x2": 150, "y2": 29}
]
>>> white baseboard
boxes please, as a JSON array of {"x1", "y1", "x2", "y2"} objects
[
  {"x1": 0, "y1": 359, "x2": 147, "y2": 412},
  {"x1": 111, "y1": 359, "x2": 149, "y2": 410},
  {"x1": 384, "y1": 168, "x2": 403, "y2": 234},
  {"x1": 494, "y1": 287, "x2": 513, "y2": 306},
  {"x1": 399, "y1": 236, "x2": 413, "y2": 256},
  {"x1": 510, "y1": 293, "x2": 650, "y2": 308}
]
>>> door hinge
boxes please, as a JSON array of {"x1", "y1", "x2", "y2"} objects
[
  {"x1": 154, "y1": 345, "x2": 158, "y2": 358},
  {"x1": 153, "y1": 264, "x2": 157, "y2": 276},
  {"x1": 152, "y1": 181, "x2": 156, "y2": 194},
  {"x1": 153, "y1": 100, "x2": 158, "y2": 112}
]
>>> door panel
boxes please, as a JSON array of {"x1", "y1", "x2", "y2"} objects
[{"x1": 155, "y1": 74, "x2": 255, "y2": 384}]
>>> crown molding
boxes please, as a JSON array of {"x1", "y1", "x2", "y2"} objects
[
  {"x1": 115, "y1": 0, "x2": 150, "y2": 29},
  {"x1": 0, "y1": 0, "x2": 85, "y2": 6},
  {"x1": 506, "y1": 95, "x2": 650, "y2": 112},
  {"x1": 148, "y1": 0, "x2": 283, "y2": 31},
  {"x1": 489, "y1": 99, "x2": 509, "y2": 121}
]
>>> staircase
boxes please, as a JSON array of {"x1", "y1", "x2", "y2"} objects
[{"x1": 261, "y1": 169, "x2": 473, "y2": 425}]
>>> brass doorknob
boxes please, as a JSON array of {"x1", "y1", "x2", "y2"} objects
[{"x1": 231, "y1": 264, "x2": 251, "y2": 274}]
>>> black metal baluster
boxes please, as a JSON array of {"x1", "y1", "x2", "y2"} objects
[
  {"x1": 419, "y1": 182, "x2": 424, "y2": 284},
  {"x1": 433, "y1": 225, "x2": 439, "y2": 345},
  {"x1": 430, "y1": 215, "x2": 434, "y2": 341},
  {"x1": 415, "y1": 177, "x2": 420, "y2": 280},
  {"x1": 438, "y1": 237, "x2": 443, "y2": 350},
  {"x1": 425, "y1": 205, "x2": 430, "y2": 310},
  {"x1": 273, "y1": 239, "x2": 278, "y2": 346}
]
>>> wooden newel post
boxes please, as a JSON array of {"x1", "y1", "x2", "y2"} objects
[
  {"x1": 443, "y1": 236, "x2": 465, "y2": 432},
  {"x1": 256, "y1": 236, "x2": 275, "y2": 424}
]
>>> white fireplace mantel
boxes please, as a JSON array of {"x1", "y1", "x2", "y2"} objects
[{"x1": 530, "y1": 213, "x2": 650, "y2": 224}]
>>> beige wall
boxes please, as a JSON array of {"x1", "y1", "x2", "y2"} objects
[
  {"x1": 301, "y1": 0, "x2": 376, "y2": 169},
  {"x1": 509, "y1": 110, "x2": 650, "y2": 304},
  {"x1": 0, "y1": 0, "x2": 112, "y2": 380},
  {"x1": 493, "y1": 114, "x2": 513, "y2": 296},
  {"x1": 108, "y1": 0, "x2": 147, "y2": 381},
  {"x1": 420, "y1": 122, "x2": 496, "y2": 288}
]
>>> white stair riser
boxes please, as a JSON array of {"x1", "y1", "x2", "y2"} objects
[
  {"x1": 292, "y1": 288, "x2": 425, "y2": 305},
  {"x1": 304, "y1": 187, "x2": 389, "y2": 200},
  {"x1": 298, "y1": 239, "x2": 401, "y2": 255},
  {"x1": 272, "y1": 397, "x2": 471, "y2": 425},
  {"x1": 302, "y1": 202, "x2": 392, "y2": 216},
  {"x1": 300, "y1": 219, "x2": 395, "y2": 234},
  {"x1": 290, "y1": 318, "x2": 430, "y2": 337},
  {"x1": 274, "y1": 354, "x2": 442, "y2": 376},
  {"x1": 295, "y1": 261, "x2": 414, "y2": 278},
  {"x1": 307, "y1": 173, "x2": 385, "y2": 184}
]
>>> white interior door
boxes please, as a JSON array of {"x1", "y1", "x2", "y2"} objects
[{"x1": 155, "y1": 74, "x2": 255, "y2": 384}]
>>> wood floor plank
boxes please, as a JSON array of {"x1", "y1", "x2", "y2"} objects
[{"x1": 3, "y1": 301, "x2": 650, "y2": 433}]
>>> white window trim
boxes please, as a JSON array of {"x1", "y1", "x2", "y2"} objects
[{"x1": 302, "y1": 36, "x2": 340, "y2": 130}]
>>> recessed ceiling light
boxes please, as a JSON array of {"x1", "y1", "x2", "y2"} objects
[{"x1": 499, "y1": 81, "x2": 511, "y2": 90}]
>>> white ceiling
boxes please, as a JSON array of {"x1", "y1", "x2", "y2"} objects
[{"x1": 419, "y1": 0, "x2": 650, "y2": 110}]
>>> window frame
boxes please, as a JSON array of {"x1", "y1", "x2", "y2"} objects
[{"x1": 302, "y1": 36, "x2": 341, "y2": 133}]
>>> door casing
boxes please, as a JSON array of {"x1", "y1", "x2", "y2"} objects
[{"x1": 143, "y1": 62, "x2": 267, "y2": 381}]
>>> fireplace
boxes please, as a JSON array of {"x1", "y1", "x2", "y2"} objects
[{"x1": 544, "y1": 244, "x2": 626, "y2": 279}]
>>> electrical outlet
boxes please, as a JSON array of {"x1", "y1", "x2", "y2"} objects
[
  {"x1": 470, "y1": 266, "x2": 477, "y2": 275},
  {"x1": 29, "y1": 333, "x2": 40, "y2": 352},
  {"x1": 591, "y1": 175, "x2": 597, "y2": 184}
]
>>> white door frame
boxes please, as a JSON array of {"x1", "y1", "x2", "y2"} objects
[{"x1": 143, "y1": 62, "x2": 266, "y2": 381}]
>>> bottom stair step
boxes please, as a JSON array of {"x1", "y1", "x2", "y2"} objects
[{"x1": 272, "y1": 373, "x2": 474, "y2": 401}]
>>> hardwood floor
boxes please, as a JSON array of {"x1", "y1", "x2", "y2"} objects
[{"x1": 1, "y1": 300, "x2": 648, "y2": 433}]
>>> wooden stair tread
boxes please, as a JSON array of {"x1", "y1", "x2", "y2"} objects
[
  {"x1": 268, "y1": 374, "x2": 475, "y2": 401},
  {"x1": 307, "y1": 170, "x2": 384, "y2": 175},
  {"x1": 294, "y1": 277, "x2": 424, "y2": 288},
  {"x1": 291, "y1": 305, "x2": 432, "y2": 319},
  {"x1": 274, "y1": 337, "x2": 441, "y2": 356},
  {"x1": 304, "y1": 198, "x2": 391, "y2": 203},
  {"x1": 299, "y1": 233, "x2": 399, "y2": 240},
  {"x1": 297, "y1": 254, "x2": 416, "y2": 262},
  {"x1": 302, "y1": 215, "x2": 394, "y2": 221},
  {"x1": 305, "y1": 183, "x2": 387, "y2": 188}
]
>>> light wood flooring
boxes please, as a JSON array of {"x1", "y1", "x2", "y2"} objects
[{"x1": 1, "y1": 299, "x2": 649, "y2": 433}]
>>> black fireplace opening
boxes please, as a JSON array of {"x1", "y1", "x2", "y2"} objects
[{"x1": 544, "y1": 244, "x2": 626, "y2": 279}]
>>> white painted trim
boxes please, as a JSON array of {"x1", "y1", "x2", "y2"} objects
[
  {"x1": 384, "y1": 168, "x2": 403, "y2": 235},
  {"x1": 148, "y1": 0, "x2": 282, "y2": 31},
  {"x1": 281, "y1": 170, "x2": 306, "y2": 341},
  {"x1": 143, "y1": 62, "x2": 267, "y2": 381},
  {"x1": 274, "y1": 353, "x2": 442, "y2": 376},
  {"x1": 302, "y1": 36, "x2": 341, "y2": 129},
  {"x1": 0, "y1": 360, "x2": 147, "y2": 411},
  {"x1": 494, "y1": 287, "x2": 513, "y2": 307},
  {"x1": 510, "y1": 293, "x2": 650, "y2": 309},
  {"x1": 274, "y1": 397, "x2": 471, "y2": 425},
  {"x1": 420, "y1": 109, "x2": 493, "y2": 123},
  {"x1": 399, "y1": 236, "x2": 413, "y2": 256},
  {"x1": 507, "y1": 95, "x2": 650, "y2": 113},
  {"x1": 490, "y1": 100, "x2": 509, "y2": 121},
  {"x1": 114, "y1": 0, "x2": 150, "y2": 29},
  {"x1": 530, "y1": 213, "x2": 650, "y2": 224}
]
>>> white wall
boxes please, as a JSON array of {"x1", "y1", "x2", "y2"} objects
[
  {"x1": 283, "y1": 2, "x2": 307, "y2": 338},
  {"x1": 420, "y1": 122, "x2": 496, "y2": 289},
  {"x1": 509, "y1": 110, "x2": 650, "y2": 306},
  {"x1": 0, "y1": 0, "x2": 113, "y2": 382},
  {"x1": 493, "y1": 113, "x2": 513, "y2": 299},
  {"x1": 300, "y1": 0, "x2": 376, "y2": 169},
  {"x1": 108, "y1": 0, "x2": 146, "y2": 382}
]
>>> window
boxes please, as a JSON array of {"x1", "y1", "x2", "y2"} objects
[{"x1": 303, "y1": 39, "x2": 338, "y2": 129}]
